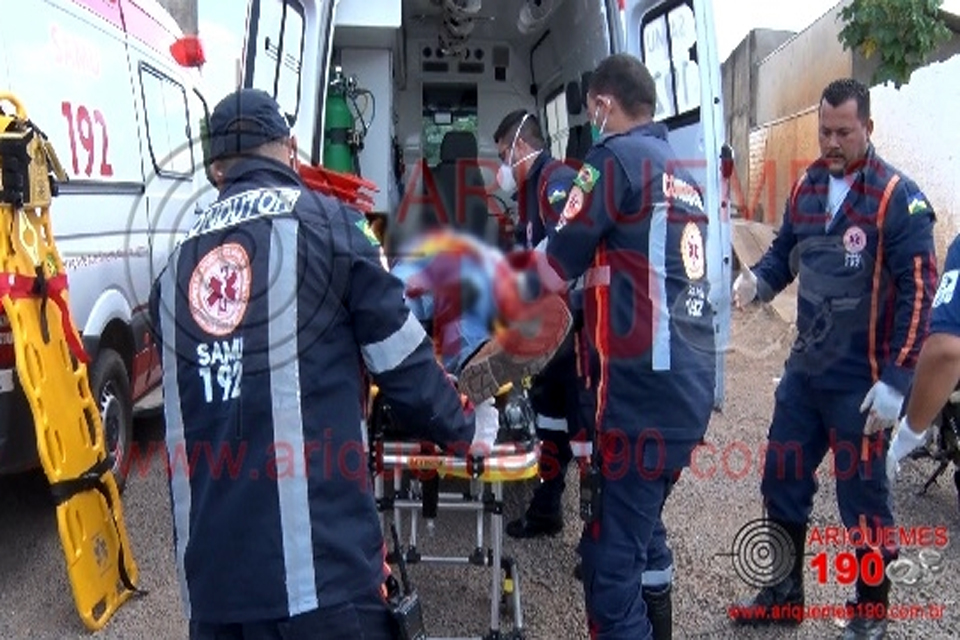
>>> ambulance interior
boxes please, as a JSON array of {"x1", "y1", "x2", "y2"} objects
[
  {"x1": 199, "y1": 0, "x2": 728, "y2": 403},
  {"x1": 325, "y1": 0, "x2": 703, "y2": 250}
]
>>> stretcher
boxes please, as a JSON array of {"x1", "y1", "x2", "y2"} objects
[
  {"x1": 0, "y1": 93, "x2": 141, "y2": 631},
  {"x1": 368, "y1": 381, "x2": 538, "y2": 640}
]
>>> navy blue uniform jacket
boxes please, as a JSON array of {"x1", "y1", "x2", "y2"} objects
[
  {"x1": 149, "y1": 157, "x2": 476, "y2": 623},
  {"x1": 544, "y1": 122, "x2": 716, "y2": 464},
  {"x1": 752, "y1": 146, "x2": 937, "y2": 395},
  {"x1": 930, "y1": 236, "x2": 960, "y2": 337},
  {"x1": 513, "y1": 151, "x2": 577, "y2": 250}
]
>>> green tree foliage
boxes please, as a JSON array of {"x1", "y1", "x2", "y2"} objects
[{"x1": 837, "y1": 0, "x2": 952, "y2": 88}]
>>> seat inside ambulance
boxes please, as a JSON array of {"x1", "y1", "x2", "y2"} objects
[{"x1": 329, "y1": 0, "x2": 620, "y2": 252}]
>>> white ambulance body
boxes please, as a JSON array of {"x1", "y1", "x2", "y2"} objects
[
  {"x1": 0, "y1": 0, "x2": 212, "y2": 485},
  {"x1": 196, "y1": 0, "x2": 731, "y2": 407}
]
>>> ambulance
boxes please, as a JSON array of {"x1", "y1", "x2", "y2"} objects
[
  {"x1": 0, "y1": 0, "x2": 212, "y2": 488},
  {"x1": 197, "y1": 0, "x2": 733, "y2": 406}
]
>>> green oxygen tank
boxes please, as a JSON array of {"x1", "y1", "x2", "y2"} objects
[{"x1": 323, "y1": 68, "x2": 356, "y2": 173}]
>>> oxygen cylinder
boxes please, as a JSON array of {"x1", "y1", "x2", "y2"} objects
[{"x1": 323, "y1": 71, "x2": 356, "y2": 174}]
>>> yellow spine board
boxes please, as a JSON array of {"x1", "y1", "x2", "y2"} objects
[{"x1": 0, "y1": 92, "x2": 139, "y2": 631}]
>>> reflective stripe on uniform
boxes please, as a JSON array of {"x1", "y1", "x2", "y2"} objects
[
  {"x1": 571, "y1": 440, "x2": 593, "y2": 457},
  {"x1": 360, "y1": 311, "x2": 426, "y2": 374},
  {"x1": 159, "y1": 247, "x2": 192, "y2": 619},
  {"x1": 650, "y1": 202, "x2": 671, "y2": 370},
  {"x1": 537, "y1": 415, "x2": 568, "y2": 432},
  {"x1": 269, "y1": 219, "x2": 319, "y2": 615},
  {"x1": 641, "y1": 564, "x2": 674, "y2": 587}
]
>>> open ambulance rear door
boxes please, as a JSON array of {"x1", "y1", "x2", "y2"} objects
[
  {"x1": 201, "y1": 0, "x2": 337, "y2": 166},
  {"x1": 615, "y1": 0, "x2": 731, "y2": 410}
]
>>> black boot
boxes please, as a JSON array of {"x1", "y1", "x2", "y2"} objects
[
  {"x1": 507, "y1": 427, "x2": 570, "y2": 539},
  {"x1": 841, "y1": 551, "x2": 890, "y2": 640},
  {"x1": 643, "y1": 584, "x2": 672, "y2": 640},
  {"x1": 505, "y1": 511, "x2": 563, "y2": 538},
  {"x1": 730, "y1": 519, "x2": 807, "y2": 626}
]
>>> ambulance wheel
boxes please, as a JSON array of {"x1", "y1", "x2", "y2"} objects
[{"x1": 90, "y1": 349, "x2": 133, "y2": 493}]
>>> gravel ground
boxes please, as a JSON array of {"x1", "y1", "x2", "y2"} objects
[{"x1": 1, "y1": 304, "x2": 959, "y2": 638}]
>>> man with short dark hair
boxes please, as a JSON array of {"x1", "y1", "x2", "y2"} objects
[
  {"x1": 538, "y1": 53, "x2": 716, "y2": 639},
  {"x1": 732, "y1": 77, "x2": 938, "y2": 639},
  {"x1": 491, "y1": 109, "x2": 585, "y2": 539},
  {"x1": 150, "y1": 87, "x2": 498, "y2": 640}
]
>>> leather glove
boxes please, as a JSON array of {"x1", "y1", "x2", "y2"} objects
[
  {"x1": 886, "y1": 417, "x2": 928, "y2": 482},
  {"x1": 469, "y1": 397, "x2": 499, "y2": 457},
  {"x1": 733, "y1": 267, "x2": 757, "y2": 308},
  {"x1": 859, "y1": 381, "x2": 904, "y2": 435}
]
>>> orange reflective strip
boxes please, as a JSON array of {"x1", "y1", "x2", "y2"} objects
[
  {"x1": 868, "y1": 175, "x2": 902, "y2": 382},
  {"x1": 592, "y1": 245, "x2": 609, "y2": 433},
  {"x1": 895, "y1": 255, "x2": 925, "y2": 366}
]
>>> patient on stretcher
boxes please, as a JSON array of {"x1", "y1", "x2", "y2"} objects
[{"x1": 389, "y1": 229, "x2": 572, "y2": 405}]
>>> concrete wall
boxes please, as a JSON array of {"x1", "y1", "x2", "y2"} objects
[
  {"x1": 721, "y1": 29, "x2": 796, "y2": 213},
  {"x1": 754, "y1": 0, "x2": 854, "y2": 125},
  {"x1": 746, "y1": 107, "x2": 820, "y2": 224},
  {"x1": 869, "y1": 55, "x2": 960, "y2": 263},
  {"x1": 739, "y1": 0, "x2": 960, "y2": 263}
]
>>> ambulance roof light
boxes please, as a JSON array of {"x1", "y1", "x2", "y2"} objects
[{"x1": 171, "y1": 35, "x2": 206, "y2": 68}]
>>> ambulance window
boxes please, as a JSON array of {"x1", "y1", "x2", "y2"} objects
[
  {"x1": 641, "y1": 1, "x2": 699, "y2": 123},
  {"x1": 246, "y1": 0, "x2": 305, "y2": 126},
  {"x1": 139, "y1": 64, "x2": 195, "y2": 179},
  {"x1": 543, "y1": 87, "x2": 568, "y2": 160}
]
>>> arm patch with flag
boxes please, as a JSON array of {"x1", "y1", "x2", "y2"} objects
[
  {"x1": 907, "y1": 192, "x2": 932, "y2": 216},
  {"x1": 355, "y1": 218, "x2": 381, "y2": 246},
  {"x1": 574, "y1": 163, "x2": 600, "y2": 193}
]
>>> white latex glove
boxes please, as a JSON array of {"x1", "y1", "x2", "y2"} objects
[
  {"x1": 859, "y1": 381, "x2": 905, "y2": 435},
  {"x1": 733, "y1": 267, "x2": 758, "y2": 308},
  {"x1": 469, "y1": 398, "x2": 499, "y2": 456},
  {"x1": 886, "y1": 417, "x2": 928, "y2": 482}
]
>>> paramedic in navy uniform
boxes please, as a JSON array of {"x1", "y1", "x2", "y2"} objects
[
  {"x1": 149, "y1": 88, "x2": 498, "y2": 640},
  {"x1": 732, "y1": 78, "x2": 937, "y2": 639},
  {"x1": 539, "y1": 53, "x2": 716, "y2": 640},
  {"x1": 887, "y1": 237, "x2": 960, "y2": 490},
  {"x1": 491, "y1": 109, "x2": 584, "y2": 539},
  {"x1": 887, "y1": 234, "x2": 960, "y2": 493}
]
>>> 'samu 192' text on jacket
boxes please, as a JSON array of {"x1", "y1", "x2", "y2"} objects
[{"x1": 149, "y1": 157, "x2": 475, "y2": 623}]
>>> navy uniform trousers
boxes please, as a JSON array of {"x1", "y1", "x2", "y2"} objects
[
  {"x1": 189, "y1": 594, "x2": 398, "y2": 640},
  {"x1": 578, "y1": 433, "x2": 687, "y2": 639},
  {"x1": 761, "y1": 370, "x2": 893, "y2": 545}
]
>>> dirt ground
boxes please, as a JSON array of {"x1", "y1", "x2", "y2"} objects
[
  {"x1": 413, "y1": 303, "x2": 960, "y2": 639},
  {"x1": 2, "y1": 303, "x2": 958, "y2": 639}
]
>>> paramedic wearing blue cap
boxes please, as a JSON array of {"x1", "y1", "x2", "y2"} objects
[
  {"x1": 491, "y1": 109, "x2": 584, "y2": 539},
  {"x1": 731, "y1": 78, "x2": 937, "y2": 639},
  {"x1": 539, "y1": 54, "x2": 716, "y2": 640},
  {"x1": 149, "y1": 88, "x2": 498, "y2": 640}
]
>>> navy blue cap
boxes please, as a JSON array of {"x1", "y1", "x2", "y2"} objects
[{"x1": 207, "y1": 88, "x2": 291, "y2": 161}]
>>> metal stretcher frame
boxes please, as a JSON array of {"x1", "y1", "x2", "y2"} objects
[{"x1": 368, "y1": 386, "x2": 539, "y2": 640}]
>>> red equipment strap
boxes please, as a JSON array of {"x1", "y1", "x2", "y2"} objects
[{"x1": 0, "y1": 271, "x2": 89, "y2": 364}]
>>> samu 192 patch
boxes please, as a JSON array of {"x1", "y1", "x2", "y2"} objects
[
  {"x1": 573, "y1": 163, "x2": 600, "y2": 193},
  {"x1": 355, "y1": 218, "x2": 381, "y2": 246},
  {"x1": 561, "y1": 186, "x2": 585, "y2": 222}
]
